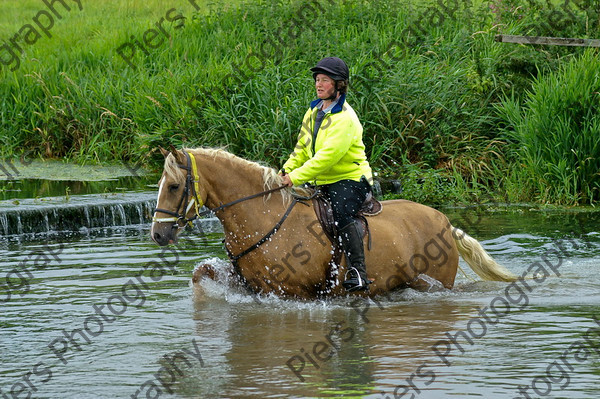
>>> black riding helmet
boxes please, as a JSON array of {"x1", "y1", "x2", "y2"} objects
[
  {"x1": 310, "y1": 57, "x2": 350, "y2": 81},
  {"x1": 310, "y1": 57, "x2": 349, "y2": 101}
]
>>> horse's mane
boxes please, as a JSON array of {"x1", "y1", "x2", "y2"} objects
[
  {"x1": 163, "y1": 152, "x2": 186, "y2": 181},
  {"x1": 164, "y1": 147, "x2": 310, "y2": 205}
]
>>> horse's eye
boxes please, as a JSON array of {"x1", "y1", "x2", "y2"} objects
[{"x1": 169, "y1": 184, "x2": 180, "y2": 192}]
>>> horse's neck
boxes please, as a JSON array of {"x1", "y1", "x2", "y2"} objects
[
  {"x1": 197, "y1": 155, "x2": 288, "y2": 248},
  {"x1": 198, "y1": 155, "x2": 267, "y2": 207}
]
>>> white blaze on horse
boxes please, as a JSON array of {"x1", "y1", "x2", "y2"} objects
[{"x1": 151, "y1": 147, "x2": 516, "y2": 298}]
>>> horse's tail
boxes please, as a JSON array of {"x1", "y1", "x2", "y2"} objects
[{"x1": 451, "y1": 226, "x2": 517, "y2": 282}]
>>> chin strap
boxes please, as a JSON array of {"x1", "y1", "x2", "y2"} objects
[{"x1": 325, "y1": 81, "x2": 339, "y2": 101}]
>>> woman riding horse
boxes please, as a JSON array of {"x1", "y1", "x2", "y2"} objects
[
  {"x1": 151, "y1": 147, "x2": 517, "y2": 299},
  {"x1": 280, "y1": 57, "x2": 372, "y2": 292}
]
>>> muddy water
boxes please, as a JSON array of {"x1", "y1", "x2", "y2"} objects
[{"x1": 0, "y1": 206, "x2": 599, "y2": 399}]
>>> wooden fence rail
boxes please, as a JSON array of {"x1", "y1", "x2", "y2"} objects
[{"x1": 495, "y1": 34, "x2": 600, "y2": 47}]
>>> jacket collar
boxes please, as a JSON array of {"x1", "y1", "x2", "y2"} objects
[{"x1": 309, "y1": 93, "x2": 346, "y2": 114}]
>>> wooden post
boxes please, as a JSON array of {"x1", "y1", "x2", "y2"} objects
[{"x1": 495, "y1": 34, "x2": 600, "y2": 47}]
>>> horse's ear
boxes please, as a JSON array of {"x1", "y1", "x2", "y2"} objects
[
  {"x1": 159, "y1": 146, "x2": 169, "y2": 158},
  {"x1": 169, "y1": 146, "x2": 187, "y2": 165}
]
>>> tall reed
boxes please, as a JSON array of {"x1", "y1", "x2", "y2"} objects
[
  {"x1": 1, "y1": 0, "x2": 597, "y2": 204},
  {"x1": 497, "y1": 50, "x2": 600, "y2": 204}
]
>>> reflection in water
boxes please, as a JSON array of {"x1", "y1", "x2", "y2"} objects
[
  {"x1": 0, "y1": 175, "x2": 159, "y2": 200},
  {"x1": 0, "y1": 208, "x2": 599, "y2": 398},
  {"x1": 189, "y1": 286, "x2": 479, "y2": 398}
]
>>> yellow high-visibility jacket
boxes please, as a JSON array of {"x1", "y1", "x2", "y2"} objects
[{"x1": 283, "y1": 94, "x2": 373, "y2": 186}]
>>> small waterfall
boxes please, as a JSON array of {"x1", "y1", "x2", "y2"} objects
[
  {"x1": 43, "y1": 212, "x2": 50, "y2": 232},
  {"x1": 0, "y1": 213, "x2": 7, "y2": 235},
  {"x1": 0, "y1": 193, "x2": 158, "y2": 237},
  {"x1": 135, "y1": 202, "x2": 144, "y2": 223},
  {"x1": 16, "y1": 214, "x2": 22, "y2": 235},
  {"x1": 83, "y1": 206, "x2": 91, "y2": 227},
  {"x1": 114, "y1": 204, "x2": 127, "y2": 225}
]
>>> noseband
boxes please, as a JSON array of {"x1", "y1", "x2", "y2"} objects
[{"x1": 153, "y1": 151, "x2": 203, "y2": 228}]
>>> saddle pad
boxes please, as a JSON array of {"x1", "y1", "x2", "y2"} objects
[{"x1": 311, "y1": 190, "x2": 377, "y2": 244}]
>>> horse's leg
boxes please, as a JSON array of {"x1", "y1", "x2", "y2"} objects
[
  {"x1": 407, "y1": 274, "x2": 448, "y2": 292},
  {"x1": 192, "y1": 262, "x2": 242, "y2": 300},
  {"x1": 412, "y1": 220, "x2": 461, "y2": 289},
  {"x1": 192, "y1": 263, "x2": 217, "y2": 284}
]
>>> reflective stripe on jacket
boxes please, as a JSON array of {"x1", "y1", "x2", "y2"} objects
[{"x1": 283, "y1": 94, "x2": 373, "y2": 186}]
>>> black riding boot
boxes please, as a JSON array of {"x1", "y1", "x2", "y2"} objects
[{"x1": 340, "y1": 221, "x2": 371, "y2": 292}]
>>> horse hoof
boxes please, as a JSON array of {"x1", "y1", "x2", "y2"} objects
[{"x1": 192, "y1": 263, "x2": 216, "y2": 284}]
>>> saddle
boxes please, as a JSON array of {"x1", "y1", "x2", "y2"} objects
[{"x1": 311, "y1": 189, "x2": 383, "y2": 295}]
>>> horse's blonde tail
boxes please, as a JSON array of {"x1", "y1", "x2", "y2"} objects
[{"x1": 451, "y1": 226, "x2": 517, "y2": 282}]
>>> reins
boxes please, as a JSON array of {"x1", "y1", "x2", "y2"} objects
[
  {"x1": 152, "y1": 151, "x2": 296, "y2": 267},
  {"x1": 153, "y1": 151, "x2": 288, "y2": 226},
  {"x1": 197, "y1": 184, "x2": 289, "y2": 218},
  {"x1": 225, "y1": 197, "x2": 301, "y2": 263}
]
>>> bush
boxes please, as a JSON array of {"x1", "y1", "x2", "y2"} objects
[
  {"x1": 497, "y1": 50, "x2": 600, "y2": 204},
  {"x1": 2, "y1": 0, "x2": 598, "y2": 205}
]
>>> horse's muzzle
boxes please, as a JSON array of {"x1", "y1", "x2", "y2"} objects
[{"x1": 151, "y1": 223, "x2": 179, "y2": 246}]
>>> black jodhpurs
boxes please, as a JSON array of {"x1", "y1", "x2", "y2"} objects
[{"x1": 320, "y1": 177, "x2": 371, "y2": 229}]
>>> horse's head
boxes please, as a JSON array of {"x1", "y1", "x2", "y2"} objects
[{"x1": 151, "y1": 147, "x2": 206, "y2": 246}]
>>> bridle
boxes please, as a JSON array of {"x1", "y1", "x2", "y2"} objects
[
  {"x1": 153, "y1": 151, "x2": 205, "y2": 228},
  {"x1": 152, "y1": 151, "x2": 289, "y2": 228},
  {"x1": 152, "y1": 150, "x2": 304, "y2": 273},
  {"x1": 152, "y1": 150, "x2": 317, "y2": 287}
]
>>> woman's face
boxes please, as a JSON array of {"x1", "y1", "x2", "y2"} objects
[{"x1": 315, "y1": 73, "x2": 336, "y2": 100}]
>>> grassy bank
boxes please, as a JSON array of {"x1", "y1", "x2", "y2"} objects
[{"x1": 1, "y1": 0, "x2": 599, "y2": 205}]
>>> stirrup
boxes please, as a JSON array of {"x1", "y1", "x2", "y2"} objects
[{"x1": 342, "y1": 267, "x2": 372, "y2": 292}]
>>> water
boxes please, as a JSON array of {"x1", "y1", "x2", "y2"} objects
[
  {"x1": 1, "y1": 204, "x2": 599, "y2": 399},
  {"x1": 0, "y1": 192, "x2": 158, "y2": 236},
  {"x1": 0, "y1": 176, "x2": 159, "y2": 201}
]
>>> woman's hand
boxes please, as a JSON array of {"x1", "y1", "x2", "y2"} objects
[{"x1": 280, "y1": 173, "x2": 293, "y2": 187}]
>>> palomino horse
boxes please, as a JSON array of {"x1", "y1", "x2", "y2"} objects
[{"x1": 151, "y1": 147, "x2": 516, "y2": 298}]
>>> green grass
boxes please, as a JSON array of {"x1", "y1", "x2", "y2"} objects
[
  {"x1": 1, "y1": 0, "x2": 599, "y2": 205},
  {"x1": 496, "y1": 50, "x2": 600, "y2": 205}
]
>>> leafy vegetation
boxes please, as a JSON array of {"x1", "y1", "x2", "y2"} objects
[
  {"x1": 1, "y1": 0, "x2": 599, "y2": 205},
  {"x1": 497, "y1": 50, "x2": 600, "y2": 205}
]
